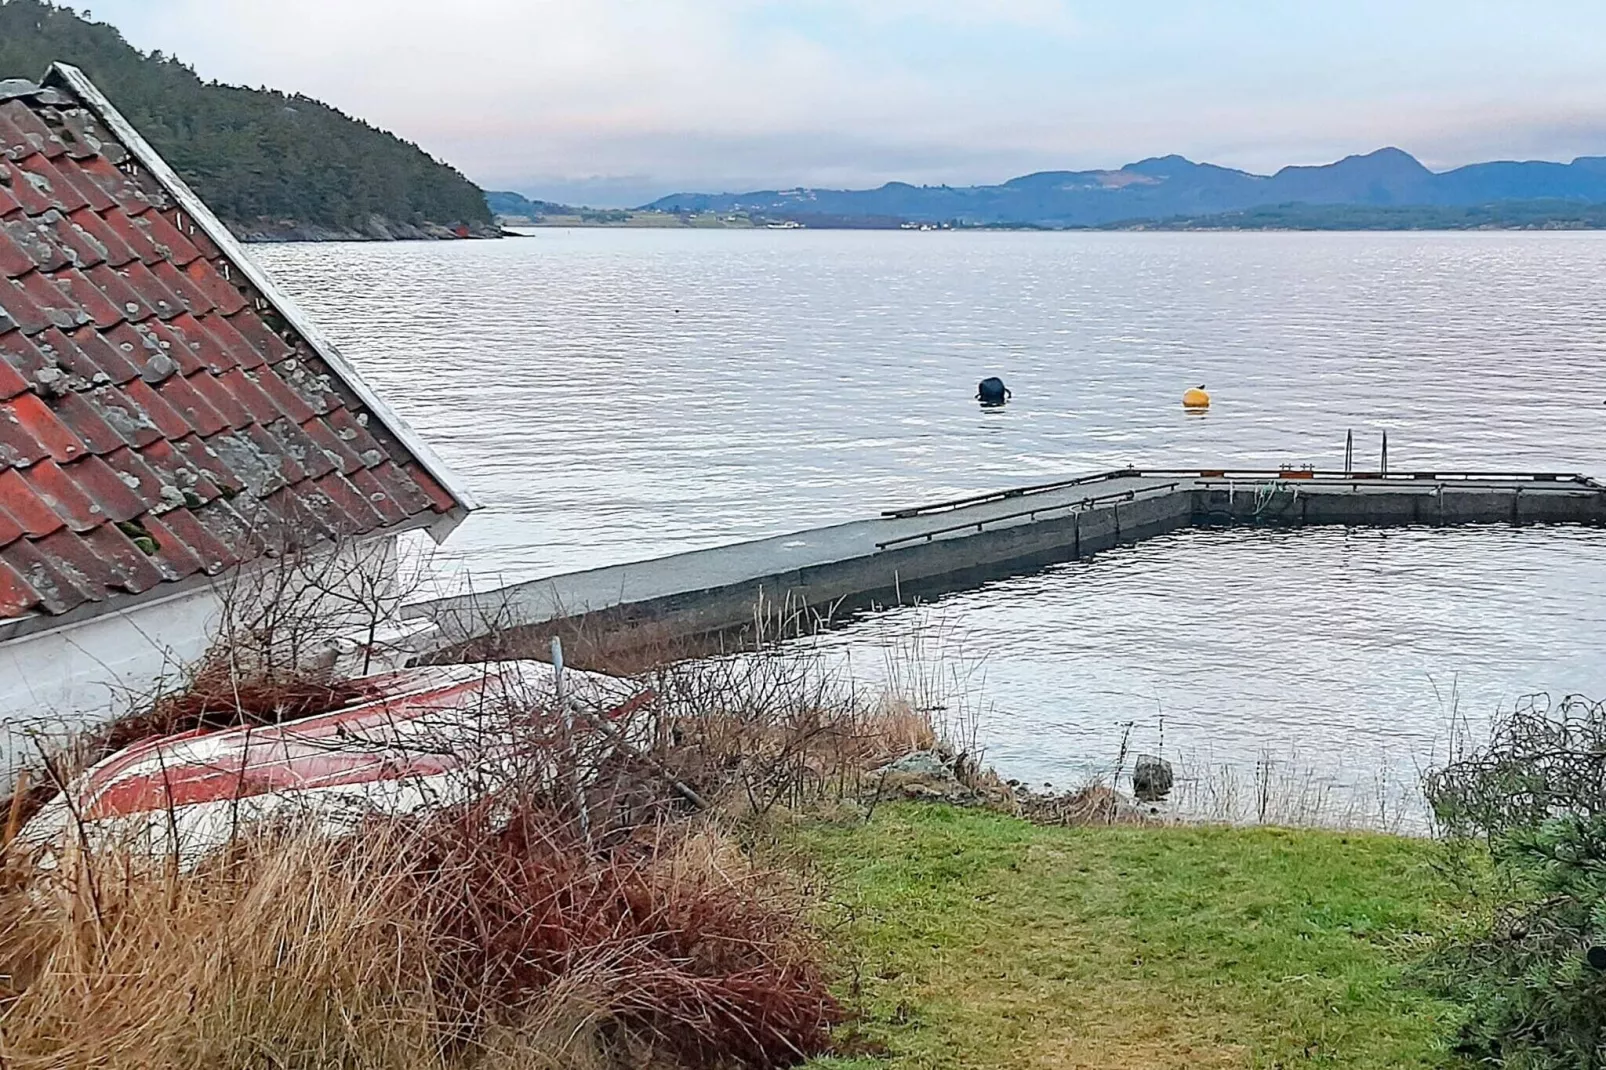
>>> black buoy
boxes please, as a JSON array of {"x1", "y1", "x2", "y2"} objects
[{"x1": 977, "y1": 376, "x2": 1011, "y2": 407}]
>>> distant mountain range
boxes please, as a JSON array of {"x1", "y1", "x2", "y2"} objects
[{"x1": 644, "y1": 148, "x2": 1606, "y2": 228}]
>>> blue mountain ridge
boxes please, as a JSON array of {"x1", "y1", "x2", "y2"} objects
[{"x1": 644, "y1": 148, "x2": 1606, "y2": 226}]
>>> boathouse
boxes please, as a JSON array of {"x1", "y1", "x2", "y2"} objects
[{"x1": 0, "y1": 65, "x2": 476, "y2": 775}]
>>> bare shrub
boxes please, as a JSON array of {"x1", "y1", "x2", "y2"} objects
[{"x1": 637, "y1": 653, "x2": 946, "y2": 818}]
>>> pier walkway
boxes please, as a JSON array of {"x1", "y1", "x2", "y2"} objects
[{"x1": 410, "y1": 467, "x2": 1606, "y2": 666}]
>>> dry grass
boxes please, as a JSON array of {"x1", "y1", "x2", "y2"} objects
[
  {"x1": 0, "y1": 795, "x2": 841, "y2": 1070},
  {"x1": 0, "y1": 632, "x2": 965, "y2": 1070}
]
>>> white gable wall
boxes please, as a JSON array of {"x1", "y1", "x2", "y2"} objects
[
  {"x1": 0, "y1": 585, "x2": 224, "y2": 784},
  {"x1": 0, "y1": 537, "x2": 409, "y2": 788}
]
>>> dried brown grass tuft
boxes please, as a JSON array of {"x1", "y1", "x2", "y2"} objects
[{"x1": 0, "y1": 796, "x2": 838, "y2": 1070}]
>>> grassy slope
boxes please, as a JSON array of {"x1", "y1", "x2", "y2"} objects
[{"x1": 796, "y1": 806, "x2": 1463, "y2": 1070}]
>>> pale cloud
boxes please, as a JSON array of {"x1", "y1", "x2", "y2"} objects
[{"x1": 80, "y1": 0, "x2": 1606, "y2": 204}]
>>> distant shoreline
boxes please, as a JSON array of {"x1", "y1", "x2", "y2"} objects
[{"x1": 495, "y1": 212, "x2": 1606, "y2": 234}]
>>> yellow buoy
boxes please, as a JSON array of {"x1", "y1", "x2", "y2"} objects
[{"x1": 1182, "y1": 385, "x2": 1211, "y2": 410}]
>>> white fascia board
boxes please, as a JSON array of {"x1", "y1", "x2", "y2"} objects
[{"x1": 43, "y1": 63, "x2": 481, "y2": 532}]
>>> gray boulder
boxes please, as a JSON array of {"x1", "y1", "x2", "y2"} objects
[{"x1": 1132, "y1": 754, "x2": 1174, "y2": 802}]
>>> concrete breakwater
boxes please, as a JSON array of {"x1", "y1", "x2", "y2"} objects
[{"x1": 411, "y1": 468, "x2": 1606, "y2": 668}]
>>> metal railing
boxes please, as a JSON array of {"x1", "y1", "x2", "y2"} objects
[
  {"x1": 881, "y1": 468, "x2": 1141, "y2": 519},
  {"x1": 883, "y1": 468, "x2": 1603, "y2": 521},
  {"x1": 876, "y1": 482, "x2": 1182, "y2": 551}
]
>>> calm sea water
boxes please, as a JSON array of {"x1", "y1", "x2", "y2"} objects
[{"x1": 258, "y1": 230, "x2": 1606, "y2": 803}]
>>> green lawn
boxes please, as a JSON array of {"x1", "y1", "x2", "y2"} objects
[{"x1": 794, "y1": 805, "x2": 1465, "y2": 1070}]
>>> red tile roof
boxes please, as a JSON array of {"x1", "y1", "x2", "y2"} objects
[{"x1": 0, "y1": 69, "x2": 472, "y2": 633}]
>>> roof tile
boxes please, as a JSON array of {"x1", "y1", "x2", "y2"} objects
[
  {"x1": 191, "y1": 497, "x2": 265, "y2": 561},
  {"x1": 46, "y1": 325, "x2": 141, "y2": 384},
  {"x1": 0, "y1": 353, "x2": 27, "y2": 400},
  {"x1": 66, "y1": 207, "x2": 139, "y2": 267},
  {"x1": 171, "y1": 433, "x2": 246, "y2": 495},
  {"x1": 0, "y1": 216, "x2": 59, "y2": 275},
  {"x1": 148, "y1": 259, "x2": 215, "y2": 318},
  {"x1": 37, "y1": 208, "x2": 110, "y2": 270},
  {"x1": 0, "y1": 327, "x2": 55, "y2": 382},
  {"x1": 213, "y1": 367, "x2": 284, "y2": 425},
  {"x1": 262, "y1": 414, "x2": 336, "y2": 480},
  {"x1": 136, "y1": 437, "x2": 221, "y2": 507},
  {"x1": 215, "y1": 310, "x2": 294, "y2": 365},
  {"x1": 298, "y1": 415, "x2": 365, "y2": 474},
  {"x1": 153, "y1": 370, "x2": 231, "y2": 436},
  {"x1": 15, "y1": 266, "x2": 104, "y2": 333},
  {"x1": 322, "y1": 405, "x2": 384, "y2": 463},
  {"x1": 197, "y1": 429, "x2": 278, "y2": 495},
  {"x1": 180, "y1": 219, "x2": 220, "y2": 260},
  {"x1": 1, "y1": 273, "x2": 57, "y2": 334},
  {"x1": 0, "y1": 557, "x2": 39, "y2": 617},
  {"x1": 0, "y1": 467, "x2": 66, "y2": 537},
  {"x1": 0, "y1": 157, "x2": 57, "y2": 216},
  {"x1": 284, "y1": 356, "x2": 346, "y2": 415},
  {"x1": 142, "y1": 312, "x2": 213, "y2": 375},
  {"x1": 315, "y1": 470, "x2": 386, "y2": 531},
  {"x1": 182, "y1": 369, "x2": 252, "y2": 429},
  {"x1": 264, "y1": 484, "x2": 343, "y2": 543},
  {"x1": 71, "y1": 154, "x2": 149, "y2": 213},
  {"x1": 0, "y1": 181, "x2": 20, "y2": 216},
  {"x1": 83, "y1": 383, "x2": 164, "y2": 448},
  {"x1": 84, "y1": 262, "x2": 157, "y2": 322},
  {"x1": 119, "y1": 377, "x2": 193, "y2": 440},
  {"x1": 0, "y1": 230, "x2": 37, "y2": 280},
  {"x1": 405, "y1": 464, "x2": 456, "y2": 514},
  {"x1": 140, "y1": 507, "x2": 233, "y2": 576},
  {"x1": 21, "y1": 529, "x2": 120, "y2": 605},
  {"x1": 244, "y1": 366, "x2": 315, "y2": 422},
  {"x1": 50, "y1": 266, "x2": 128, "y2": 329},
  {"x1": 51, "y1": 389, "x2": 129, "y2": 455},
  {"x1": 0, "y1": 100, "x2": 67, "y2": 158},
  {"x1": 182, "y1": 258, "x2": 248, "y2": 316},
  {"x1": 13, "y1": 152, "x2": 92, "y2": 213},
  {"x1": 130, "y1": 207, "x2": 202, "y2": 266},
  {"x1": 7, "y1": 391, "x2": 89, "y2": 463},
  {"x1": 0, "y1": 114, "x2": 47, "y2": 162},
  {"x1": 125, "y1": 512, "x2": 205, "y2": 581},
  {"x1": 349, "y1": 464, "x2": 408, "y2": 523},
  {"x1": 117, "y1": 260, "x2": 186, "y2": 320},
  {"x1": 0, "y1": 537, "x2": 97, "y2": 615},
  {"x1": 45, "y1": 154, "x2": 119, "y2": 214},
  {"x1": 366, "y1": 461, "x2": 432, "y2": 516},
  {"x1": 81, "y1": 523, "x2": 166, "y2": 594},
  {"x1": 63, "y1": 454, "x2": 148, "y2": 523},
  {"x1": 242, "y1": 421, "x2": 308, "y2": 488},
  {"x1": 26, "y1": 457, "x2": 108, "y2": 531},
  {"x1": 99, "y1": 446, "x2": 171, "y2": 513},
  {"x1": 0, "y1": 502, "x2": 24, "y2": 547},
  {"x1": 192, "y1": 312, "x2": 265, "y2": 370}
]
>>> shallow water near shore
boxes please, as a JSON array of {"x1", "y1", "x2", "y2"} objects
[{"x1": 258, "y1": 230, "x2": 1606, "y2": 804}]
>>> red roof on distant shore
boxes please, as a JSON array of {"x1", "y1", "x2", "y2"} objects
[{"x1": 0, "y1": 65, "x2": 474, "y2": 636}]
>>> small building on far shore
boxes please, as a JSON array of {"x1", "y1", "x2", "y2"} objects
[{"x1": 0, "y1": 64, "x2": 477, "y2": 779}]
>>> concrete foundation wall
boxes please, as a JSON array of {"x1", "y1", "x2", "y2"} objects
[{"x1": 1195, "y1": 484, "x2": 1606, "y2": 528}]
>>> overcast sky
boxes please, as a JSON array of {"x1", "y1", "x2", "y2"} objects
[{"x1": 85, "y1": 0, "x2": 1606, "y2": 206}]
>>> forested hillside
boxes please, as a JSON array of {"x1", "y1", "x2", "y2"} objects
[{"x1": 0, "y1": 0, "x2": 495, "y2": 240}]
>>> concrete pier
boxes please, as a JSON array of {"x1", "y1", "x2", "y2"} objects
[{"x1": 410, "y1": 467, "x2": 1606, "y2": 667}]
